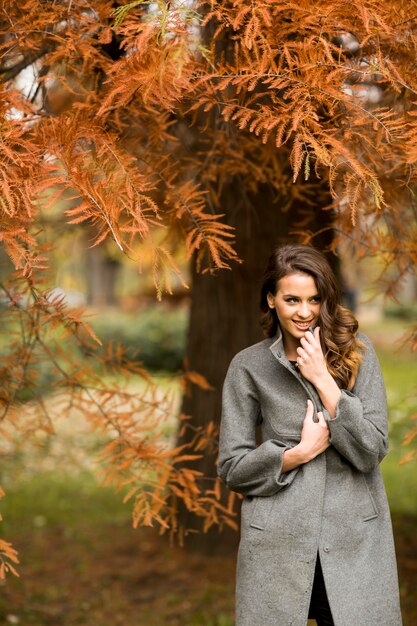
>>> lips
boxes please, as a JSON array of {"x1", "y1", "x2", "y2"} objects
[{"x1": 292, "y1": 320, "x2": 314, "y2": 331}]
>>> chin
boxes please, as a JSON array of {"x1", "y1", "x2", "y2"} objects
[{"x1": 292, "y1": 330, "x2": 307, "y2": 339}]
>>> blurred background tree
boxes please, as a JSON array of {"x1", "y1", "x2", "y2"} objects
[{"x1": 1, "y1": 0, "x2": 416, "y2": 568}]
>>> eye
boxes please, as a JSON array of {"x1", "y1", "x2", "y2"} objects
[
  {"x1": 285, "y1": 297, "x2": 298, "y2": 303},
  {"x1": 310, "y1": 296, "x2": 321, "y2": 303}
]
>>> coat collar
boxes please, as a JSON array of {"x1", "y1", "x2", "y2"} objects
[
  {"x1": 269, "y1": 327, "x2": 289, "y2": 365},
  {"x1": 269, "y1": 328, "x2": 301, "y2": 374}
]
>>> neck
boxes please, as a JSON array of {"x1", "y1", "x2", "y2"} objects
[{"x1": 282, "y1": 333, "x2": 300, "y2": 361}]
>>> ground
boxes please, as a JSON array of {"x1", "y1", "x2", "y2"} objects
[
  {"x1": 1, "y1": 512, "x2": 416, "y2": 625},
  {"x1": 1, "y1": 514, "x2": 235, "y2": 626}
]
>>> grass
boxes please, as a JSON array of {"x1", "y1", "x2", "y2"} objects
[
  {"x1": 380, "y1": 344, "x2": 417, "y2": 514},
  {"x1": 361, "y1": 319, "x2": 417, "y2": 516},
  {"x1": 1, "y1": 470, "x2": 131, "y2": 536}
]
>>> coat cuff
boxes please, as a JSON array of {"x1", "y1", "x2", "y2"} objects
[
  {"x1": 218, "y1": 439, "x2": 300, "y2": 496},
  {"x1": 322, "y1": 391, "x2": 387, "y2": 472}
]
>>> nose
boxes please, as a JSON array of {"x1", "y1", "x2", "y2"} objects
[{"x1": 297, "y1": 302, "x2": 311, "y2": 319}]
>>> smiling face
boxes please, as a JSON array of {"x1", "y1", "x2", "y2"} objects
[{"x1": 267, "y1": 272, "x2": 321, "y2": 356}]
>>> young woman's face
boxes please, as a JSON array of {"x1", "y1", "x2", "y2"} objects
[{"x1": 267, "y1": 272, "x2": 321, "y2": 345}]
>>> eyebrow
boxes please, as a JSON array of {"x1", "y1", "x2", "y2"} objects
[{"x1": 282, "y1": 293, "x2": 320, "y2": 298}]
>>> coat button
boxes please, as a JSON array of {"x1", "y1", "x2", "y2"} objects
[{"x1": 323, "y1": 546, "x2": 330, "y2": 553}]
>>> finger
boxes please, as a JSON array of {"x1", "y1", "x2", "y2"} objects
[
  {"x1": 296, "y1": 347, "x2": 308, "y2": 358},
  {"x1": 296, "y1": 353, "x2": 308, "y2": 367},
  {"x1": 317, "y1": 411, "x2": 327, "y2": 425},
  {"x1": 305, "y1": 399, "x2": 314, "y2": 419},
  {"x1": 303, "y1": 331, "x2": 315, "y2": 345},
  {"x1": 306, "y1": 328, "x2": 320, "y2": 346},
  {"x1": 299, "y1": 338, "x2": 314, "y2": 354}
]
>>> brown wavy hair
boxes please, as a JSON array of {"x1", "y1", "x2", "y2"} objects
[{"x1": 260, "y1": 244, "x2": 364, "y2": 390}]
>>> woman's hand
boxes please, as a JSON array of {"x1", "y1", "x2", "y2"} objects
[
  {"x1": 296, "y1": 327, "x2": 327, "y2": 386},
  {"x1": 281, "y1": 400, "x2": 330, "y2": 472},
  {"x1": 298, "y1": 400, "x2": 331, "y2": 461},
  {"x1": 296, "y1": 326, "x2": 342, "y2": 418}
]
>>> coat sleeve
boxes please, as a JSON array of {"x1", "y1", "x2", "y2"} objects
[
  {"x1": 217, "y1": 354, "x2": 300, "y2": 496},
  {"x1": 324, "y1": 335, "x2": 388, "y2": 473}
]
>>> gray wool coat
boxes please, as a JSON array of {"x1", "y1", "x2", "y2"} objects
[{"x1": 218, "y1": 330, "x2": 402, "y2": 626}]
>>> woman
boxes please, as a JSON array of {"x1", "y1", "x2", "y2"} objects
[{"x1": 218, "y1": 244, "x2": 402, "y2": 626}]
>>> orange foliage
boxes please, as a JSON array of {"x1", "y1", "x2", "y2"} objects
[
  {"x1": 1, "y1": 0, "x2": 417, "y2": 573},
  {"x1": 0, "y1": 487, "x2": 19, "y2": 579}
]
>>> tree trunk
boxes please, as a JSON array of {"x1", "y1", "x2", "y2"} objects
[
  {"x1": 178, "y1": 178, "x2": 334, "y2": 554},
  {"x1": 85, "y1": 245, "x2": 121, "y2": 307}
]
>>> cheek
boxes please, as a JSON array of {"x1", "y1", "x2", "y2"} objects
[{"x1": 276, "y1": 304, "x2": 291, "y2": 320}]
